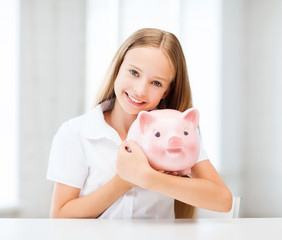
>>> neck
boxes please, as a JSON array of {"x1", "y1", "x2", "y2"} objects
[{"x1": 104, "y1": 100, "x2": 137, "y2": 141}]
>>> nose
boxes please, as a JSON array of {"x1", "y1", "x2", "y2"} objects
[
  {"x1": 133, "y1": 80, "x2": 148, "y2": 98},
  {"x1": 167, "y1": 136, "x2": 184, "y2": 149}
]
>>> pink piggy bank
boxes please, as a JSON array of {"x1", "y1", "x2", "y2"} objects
[{"x1": 127, "y1": 108, "x2": 200, "y2": 175}]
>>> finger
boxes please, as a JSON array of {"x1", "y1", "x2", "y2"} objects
[
  {"x1": 126, "y1": 140, "x2": 141, "y2": 152},
  {"x1": 170, "y1": 171, "x2": 181, "y2": 176},
  {"x1": 120, "y1": 140, "x2": 130, "y2": 149}
]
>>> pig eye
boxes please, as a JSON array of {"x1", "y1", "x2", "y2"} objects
[
  {"x1": 184, "y1": 131, "x2": 189, "y2": 136},
  {"x1": 153, "y1": 130, "x2": 161, "y2": 138}
]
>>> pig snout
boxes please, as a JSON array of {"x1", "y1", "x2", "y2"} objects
[{"x1": 167, "y1": 136, "x2": 184, "y2": 149}]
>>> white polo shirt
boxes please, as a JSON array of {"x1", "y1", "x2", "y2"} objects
[{"x1": 47, "y1": 100, "x2": 209, "y2": 219}]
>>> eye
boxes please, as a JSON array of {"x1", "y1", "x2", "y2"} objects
[
  {"x1": 184, "y1": 130, "x2": 189, "y2": 136},
  {"x1": 152, "y1": 81, "x2": 162, "y2": 87},
  {"x1": 130, "y1": 69, "x2": 139, "y2": 77},
  {"x1": 153, "y1": 130, "x2": 161, "y2": 138}
]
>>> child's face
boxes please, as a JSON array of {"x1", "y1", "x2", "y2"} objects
[{"x1": 114, "y1": 47, "x2": 174, "y2": 115}]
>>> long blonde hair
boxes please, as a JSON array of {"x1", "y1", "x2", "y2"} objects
[
  {"x1": 94, "y1": 28, "x2": 194, "y2": 218},
  {"x1": 94, "y1": 28, "x2": 193, "y2": 112}
]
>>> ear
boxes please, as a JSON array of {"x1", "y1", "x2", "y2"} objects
[
  {"x1": 181, "y1": 108, "x2": 199, "y2": 129},
  {"x1": 137, "y1": 111, "x2": 155, "y2": 134}
]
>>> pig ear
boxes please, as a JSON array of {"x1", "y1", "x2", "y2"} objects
[
  {"x1": 181, "y1": 108, "x2": 199, "y2": 129},
  {"x1": 137, "y1": 111, "x2": 155, "y2": 134}
]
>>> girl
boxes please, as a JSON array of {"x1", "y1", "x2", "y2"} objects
[{"x1": 47, "y1": 28, "x2": 232, "y2": 219}]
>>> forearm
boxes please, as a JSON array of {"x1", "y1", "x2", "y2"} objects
[
  {"x1": 117, "y1": 142, "x2": 232, "y2": 213},
  {"x1": 51, "y1": 175, "x2": 133, "y2": 218},
  {"x1": 144, "y1": 171, "x2": 232, "y2": 212}
]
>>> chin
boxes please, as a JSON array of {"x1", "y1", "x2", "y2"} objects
[{"x1": 121, "y1": 103, "x2": 142, "y2": 115}]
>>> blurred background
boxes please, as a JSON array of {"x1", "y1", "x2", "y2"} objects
[{"x1": 0, "y1": 0, "x2": 281, "y2": 218}]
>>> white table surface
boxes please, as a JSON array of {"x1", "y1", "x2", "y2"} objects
[{"x1": 0, "y1": 218, "x2": 281, "y2": 240}]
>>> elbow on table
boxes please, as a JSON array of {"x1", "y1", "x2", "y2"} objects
[
  {"x1": 49, "y1": 207, "x2": 69, "y2": 219},
  {"x1": 49, "y1": 210, "x2": 62, "y2": 219},
  {"x1": 221, "y1": 189, "x2": 233, "y2": 213}
]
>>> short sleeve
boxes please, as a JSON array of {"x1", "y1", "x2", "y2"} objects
[
  {"x1": 197, "y1": 132, "x2": 209, "y2": 162},
  {"x1": 47, "y1": 122, "x2": 88, "y2": 189}
]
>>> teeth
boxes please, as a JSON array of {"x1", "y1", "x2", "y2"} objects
[{"x1": 128, "y1": 94, "x2": 143, "y2": 104}]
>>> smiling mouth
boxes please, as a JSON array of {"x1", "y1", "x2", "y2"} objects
[
  {"x1": 126, "y1": 92, "x2": 145, "y2": 105},
  {"x1": 166, "y1": 148, "x2": 183, "y2": 158}
]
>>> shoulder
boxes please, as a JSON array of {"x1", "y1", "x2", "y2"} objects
[
  {"x1": 55, "y1": 114, "x2": 86, "y2": 140},
  {"x1": 55, "y1": 104, "x2": 106, "y2": 141}
]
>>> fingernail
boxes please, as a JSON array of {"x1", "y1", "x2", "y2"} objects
[{"x1": 125, "y1": 146, "x2": 132, "y2": 153}]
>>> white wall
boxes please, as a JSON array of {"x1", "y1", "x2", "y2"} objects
[
  {"x1": 220, "y1": 0, "x2": 246, "y2": 207},
  {"x1": 18, "y1": 0, "x2": 86, "y2": 217},
  {"x1": 0, "y1": 0, "x2": 19, "y2": 210},
  {"x1": 221, "y1": 0, "x2": 282, "y2": 217},
  {"x1": 241, "y1": 0, "x2": 282, "y2": 217}
]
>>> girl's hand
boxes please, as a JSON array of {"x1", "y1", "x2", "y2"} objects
[
  {"x1": 116, "y1": 140, "x2": 154, "y2": 188},
  {"x1": 159, "y1": 170, "x2": 181, "y2": 176}
]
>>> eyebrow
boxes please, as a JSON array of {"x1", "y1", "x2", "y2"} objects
[
  {"x1": 129, "y1": 64, "x2": 170, "y2": 82},
  {"x1": 129, "y1": 64, "x2": 143, "y2": 73}
]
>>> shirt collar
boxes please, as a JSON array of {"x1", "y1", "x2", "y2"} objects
[{"x1": 81, "y1": 99, "x2": 122, "y2": 145}]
